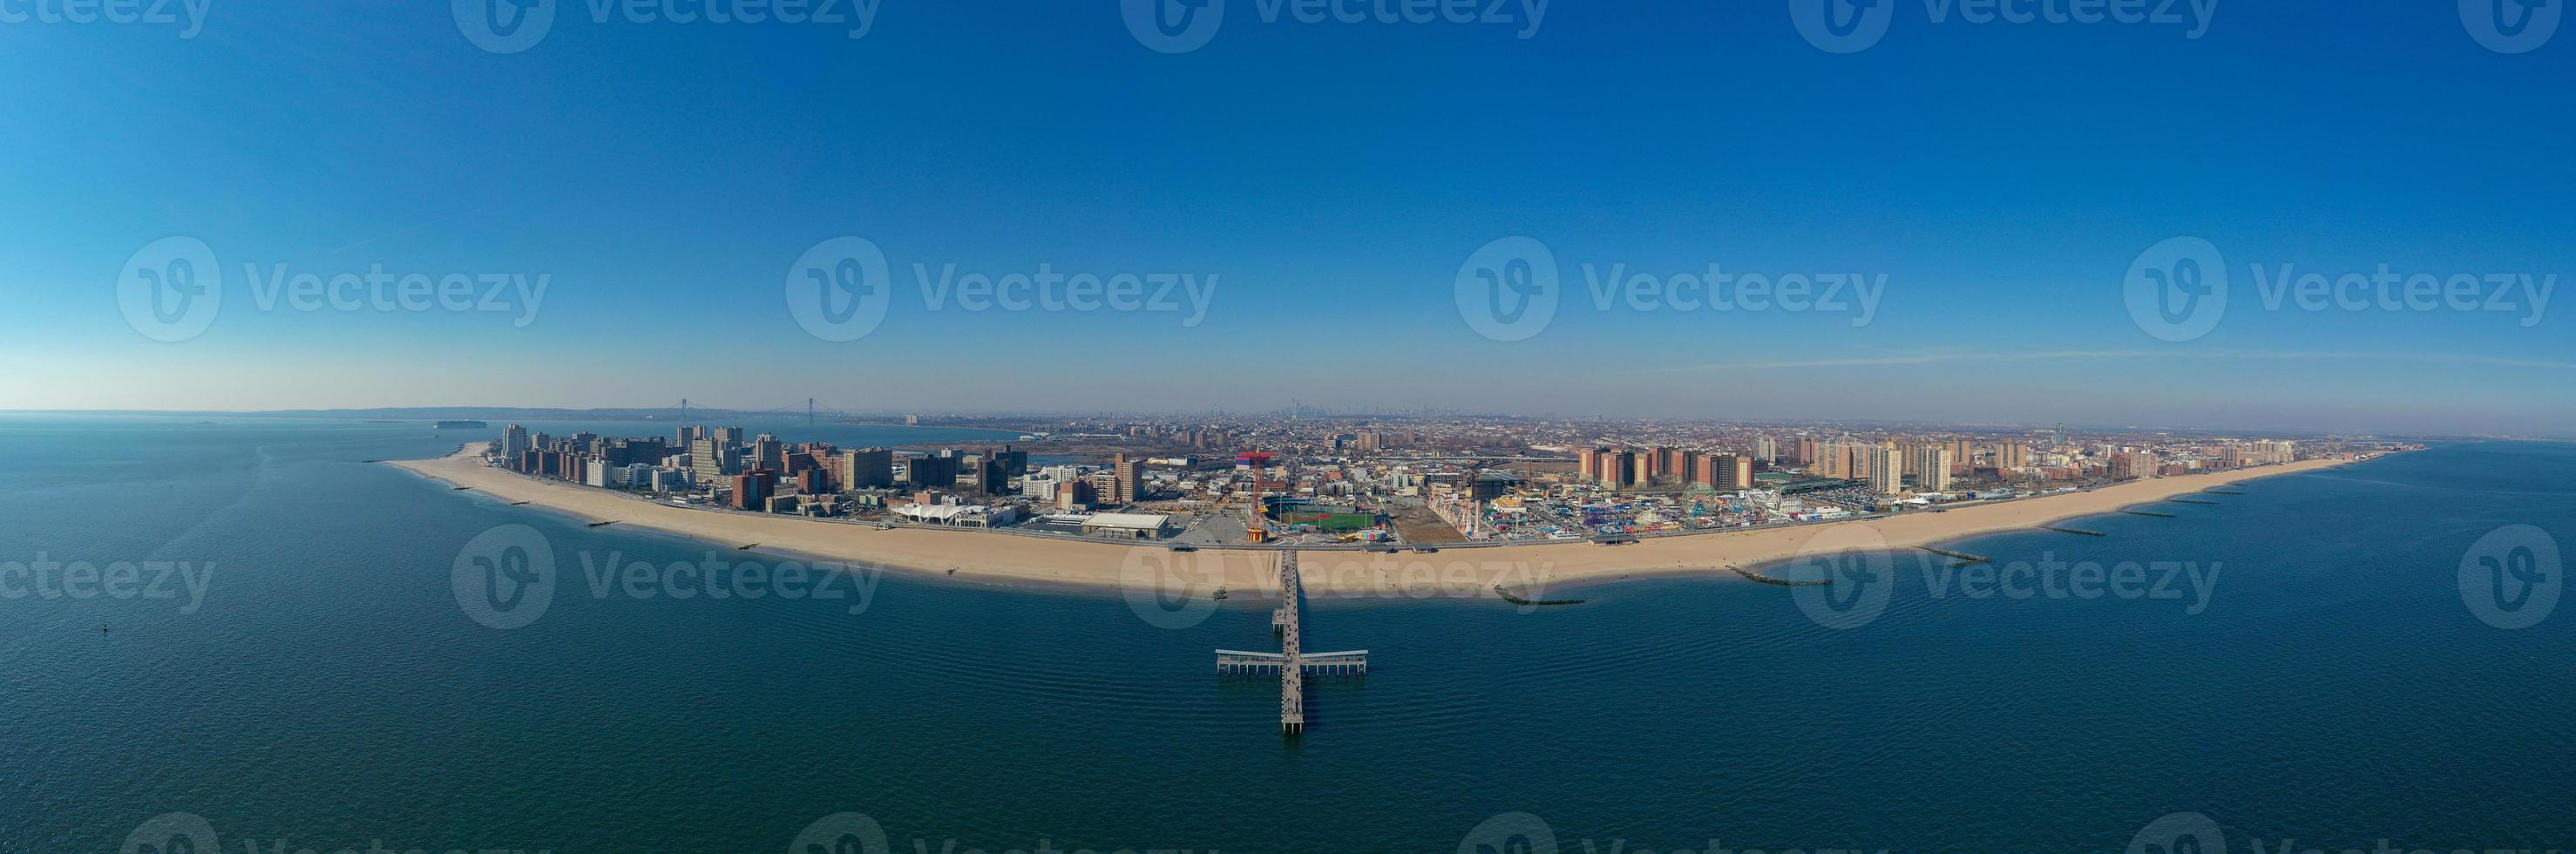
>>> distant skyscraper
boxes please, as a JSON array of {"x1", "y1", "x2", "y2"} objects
[{"x1": 1754, "y1": 436, "x2": 1778, "y2": 464}]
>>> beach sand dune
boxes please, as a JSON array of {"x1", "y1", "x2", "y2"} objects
[{"x1": 390, "y1": 446, "x2": 2357, "y2": 600}]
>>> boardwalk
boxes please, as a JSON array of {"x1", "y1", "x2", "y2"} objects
[{"x1": 1217, "y1": 551, "x2": 1366, "y2": 735}]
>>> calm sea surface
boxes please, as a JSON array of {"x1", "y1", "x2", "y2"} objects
[{"x1": 3, "y1": 415, "x2": 2571, "y2": 853}]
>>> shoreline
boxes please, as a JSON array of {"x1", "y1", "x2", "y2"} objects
[{"x1": 387, "y1": 446, "x2": 2376, "y2": 600}]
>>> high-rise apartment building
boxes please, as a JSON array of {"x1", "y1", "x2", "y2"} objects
[
  {"x1": 501, "y1": 424, "x2": 531, "y2": 460},
  {"x1": 733, "y1": 470, "x2": 776, "y2": 510},
  {"x1": 1694, "y1": 453, "x2": 1753, "y2": 490},
  {"x1": 1652, "y1": 446, "x2": 1681, "y2": 482},
  {"x1": 1994, "y1": 442, "x2": 2030, "y2": 471},
  {"x1": 1113, "y1": 454, "x2": 1143, "y2": 505},
  {"x1": 2112, "y1": 451, "x2": 2158, "y2": 480},
  {"x1": 1578, "y1": 447, "x2": 1605, "y2": 485},
  {"x1": 690, "y1": 438, "x2": 737, "y2": 478},
  {"x1": 1814, "y1": 443, "x2": 1850, "y2": 480},
  {"x1": 1858, "y1": 445, "x2": 1901, "y2": 495},
  {"x1": 1913, "y1": 446, "x2": 1954, "y2": 491},
  {"x1": 908, "y1": 453, "x2": 959, "y2": 489},
  {"x1": 838, "y1": 448, "x2": 896, "y2": 490}
]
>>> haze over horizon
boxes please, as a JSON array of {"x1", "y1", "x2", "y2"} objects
[{"x1": 4, "y1": 2, "x2": 2567, "y2": 435}]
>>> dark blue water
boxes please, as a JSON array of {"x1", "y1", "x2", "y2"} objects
[{"x1": 3, "y1": 416, "x2": 2571, "y2": 854}]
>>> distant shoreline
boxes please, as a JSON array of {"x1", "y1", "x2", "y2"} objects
[{"x1": 387, "y1": 445, "x2": 2381, "y2": 601}]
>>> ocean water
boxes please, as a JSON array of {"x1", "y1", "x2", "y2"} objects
[{"x1": 3, "y1": 415, "x2": 2572, "y2": 853}]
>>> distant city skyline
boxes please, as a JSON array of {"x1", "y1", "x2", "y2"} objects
[{"x1": 3, "y1": 3, "x2": 2569, "y2": 434}]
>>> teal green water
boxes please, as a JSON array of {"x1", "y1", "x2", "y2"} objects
[{"x1": 3, "y1": 415, "x2": 2571, "y2": 853}]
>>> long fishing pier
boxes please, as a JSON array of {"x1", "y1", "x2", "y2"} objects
[{"x1": 1217, "y1": 551, "x2": 1366, "y2": 735}]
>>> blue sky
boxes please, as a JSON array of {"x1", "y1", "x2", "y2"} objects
[{"x1": 1, "y1": 1, "x2": 2569, "y2": 434}]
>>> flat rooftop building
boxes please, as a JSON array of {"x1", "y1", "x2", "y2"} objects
[{"x1": 1081, "y1": 512, "x2": 1172, "y2": 539}]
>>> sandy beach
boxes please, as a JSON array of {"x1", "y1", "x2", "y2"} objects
[{"x1": 390, "y1": 446, "x2": 2364, "y2": 600}]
